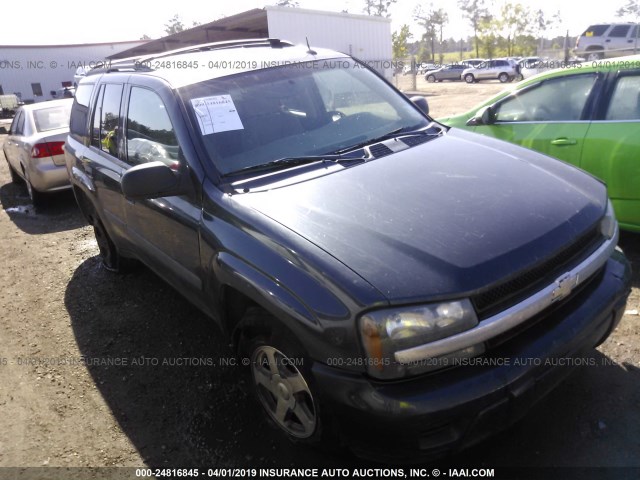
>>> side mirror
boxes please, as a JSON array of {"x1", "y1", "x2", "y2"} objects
[
  {"x1": 410, "y1": 96, "x2": 429, "y2": 115},
  {"x1": 467, "y1": 105, "x2": 496, "y2": 126},
  {"x1": 121, "y1": 161, "x2": 181, "y2": 199}
]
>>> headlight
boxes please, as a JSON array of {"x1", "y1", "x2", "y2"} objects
[
  {"x1": 359, "y1": 299, "x2": 484, "y2": 379},
  {"x1": 600, "y1": 199, "x2": 617, "y2": 240}
]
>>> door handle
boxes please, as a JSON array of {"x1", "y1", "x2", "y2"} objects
[{"x1": 550, "y1": 138, "x2": 577, "y2": 146}]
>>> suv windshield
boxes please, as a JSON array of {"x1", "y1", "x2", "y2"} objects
[{"x1": 179, "y1": 58, "x2": 429, "y2": 175}]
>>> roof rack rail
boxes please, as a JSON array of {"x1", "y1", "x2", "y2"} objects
[
  {"x1": 136, "y1": 38, "x2": 294, "y2": 64},
  {"x1": 82, "y1": 59, "x2": 153, "y2": 77},
  {"x1": 80, "y1": 39, "x2": 293, "y2": 78}
]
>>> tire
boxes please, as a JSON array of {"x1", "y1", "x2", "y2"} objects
[
  {"x1": 23, "y1": 171, "x2": 44, "y2": 209},
  {"x1": 238, "y1": 308, "x2": 334, "y2": 446},
  {"x1": 586, "y1": 50, "x2": 603, "y2": 61},
  {"x1": 515, "y1": 73, "x2": 524, "y2": 82},
  {"x1": 92, "y1": 217, "x2": 125, "y2": 272},
  {"x1": 498, "y1": 72, "x2": 509, "y2": 83},
  {"x1": 464, "y1": 73, "x2": 475, "y2": 84},
  {"x1": 426, "y1": 74, "x2": 436, "y2": 83}
]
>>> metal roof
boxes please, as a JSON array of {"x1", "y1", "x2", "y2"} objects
[{"x1": 108, "y1": 9, "x2": 269, "y2": 60}]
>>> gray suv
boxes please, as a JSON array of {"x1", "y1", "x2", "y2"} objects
[
  {"x1": 65, "y1": 38, "x2": 630, "y2": 461},
  {"x1": 576, "y1": 23, "x2": 640, "y2": 60},
  {"x1": 461, "y1": 59, "x2": 517, "y2": 83}
]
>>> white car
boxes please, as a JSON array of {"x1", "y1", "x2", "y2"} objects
[
  {"x1": 461, "y1": 59, "x2": 517, "y2": 83},
  {"x1": 3, "y1": 98, "x2": 73, "y2": 207}
]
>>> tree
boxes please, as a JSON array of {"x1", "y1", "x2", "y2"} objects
[
  {"x1": 458, "y1": 0, "x2": 489, "y2": 57},
  {"x1": 431, "y1": 9, "x2": 449, "y2": 63},
  {"x1": 164, "y1": 14, "x2": 185, "y2": 36},
  {"x1": 140, "y1": 34, "x2": 151, "y2": 40},
  {"x1": 414, "y1": 5, "x2": 449, "y2": 62},
  {"x1": 617, "y1": 0, "x2": 640, "y2": 20},
  {"x1": 276, "y1": 0, "x2": 300, "y2": 6},
  {"x1": 414, "y1": 5, "x2": 437, "y2": 62},
  {"x1": 499, "y1": 3, "x2": 532, "y2": 56},
  {"x1": 392, "y1": 25, "x2": 413, "y2": 59},
  {"x1": 364, "y1": 0, "x2": 397, "y2": 17},
  {"x1": 534, "y1": 9, "x2": 560, "y2": 50}
]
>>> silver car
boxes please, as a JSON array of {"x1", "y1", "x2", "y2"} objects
[
  {"x1": 461, "y1": 59, "x2": 517, "y2": 83},
  {"x1": 3, "y1": 98, "x2": 73, "y2": 207},
  {"x1": 425, "y1": 64, "x2": 466, "y2": 82}
]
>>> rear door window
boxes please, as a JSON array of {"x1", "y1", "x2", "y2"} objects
[
  {"x1": 609, "y1": 25, "x2": 631, "y2": 37},
  {"x1": 10, "y1": 110, "x2": 24, "y2": 135},
  {"x1": 91, "y1": 84, "x2": 123, "y2": 156}
]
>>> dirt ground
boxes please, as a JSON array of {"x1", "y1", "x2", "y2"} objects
[{"x1": 0, "y1": 80, "x2": 638, "y2": 477}]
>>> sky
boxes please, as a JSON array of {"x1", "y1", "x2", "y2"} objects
[{"x1": 0, "y1": 0, "x2": 629, "y2": 46}]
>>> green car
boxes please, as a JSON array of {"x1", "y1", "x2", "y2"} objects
[{"x1": 441, "y1": 55, "x2": 640, "y2": 232}]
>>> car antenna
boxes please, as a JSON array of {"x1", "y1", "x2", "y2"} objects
[{"x1": 306, "y1": 37, "x2": 317, "y2": 55}]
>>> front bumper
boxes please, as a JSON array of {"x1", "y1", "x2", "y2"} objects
[{"x1": 313, "y1": 251, "x2": 631, "y2": 462}]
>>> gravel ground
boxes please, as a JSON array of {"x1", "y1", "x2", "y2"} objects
[{"x1": 0, "y1": 81, "x2": 638, "y2": 477}]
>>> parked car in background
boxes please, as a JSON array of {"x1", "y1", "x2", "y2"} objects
[
  {"x1": 461, "y1": 58, "x2": 485, "y2": 67},
  {"x1": 3, "y1": 98, "x2": 73, "y2": 206},
  {"x1": 0, "y1": 94, "x2": 21, "y2": 118},
  {"x1": 440, "y1": 55, "x2": 640, "y2": 232},
  {"x1": 425, "y1": 64, "x2": 466, "y2": 82},
  {"x1": 461, "y1": 59, "x2": 517, "y2": 83},
  {"x1": 575, "y1": 23, "x2": 640, "y2": 60},
  {"x1": 66, "y1": 39, "x2": 630, "y2": 461},
  {"x1": 416, "y1": 62, "x2": 439, "y2": 75}
]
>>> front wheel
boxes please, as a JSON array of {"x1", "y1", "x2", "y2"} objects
[
  {"x1": 238, "y1": 308, "x2": 335, "y2": 446},
  {"x1": 464, "y1": 73, "x2": 475, "y2": 84},
  {"x1": 426, "y1": 74, "x2": 436, "y2": 83},
  {"x1": 251, "y1": 344, "x2": 317, "y2": 439},
  {"x1": 498, "y1": 72, "x2": 510, "y2": 83}
]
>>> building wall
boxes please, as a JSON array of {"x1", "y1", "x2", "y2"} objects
[
  {"x1": 265, "y1": 6, "x2": 392, "y2": 75},
  {"x1": 0, "y1": 41, "x2": 147, "y2": 103}
]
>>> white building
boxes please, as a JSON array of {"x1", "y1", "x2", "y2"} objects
[
  {"x1": 0, "y1": 41, "x2": 147, "y2": 103},
  {"x1": 110, "y1": 7, "x2": 392, "y2": 74}
]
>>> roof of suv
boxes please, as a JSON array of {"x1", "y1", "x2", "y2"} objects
[{"x1": 82, "y1": 39, "x2": 350, "y2": 89}]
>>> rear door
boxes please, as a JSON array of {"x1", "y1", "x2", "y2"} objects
[
  {"x1": 83, "y1": 81, "x2": 129, "y2": 239},
  {"x1": 473, "y1": 72, "x2": 601, "y2": 166},
  {"x1": 581, "y1": 69, "x2": 640, "y2": 230},
  {"x1": 605, "y1": 24, "x2": 632, "y2": 56}
]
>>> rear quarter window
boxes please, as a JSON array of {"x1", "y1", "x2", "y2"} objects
[{"x1": 69, "y1": 83, "x2": 94, "y2": 139}]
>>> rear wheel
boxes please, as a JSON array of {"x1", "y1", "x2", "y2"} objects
[
  {"x1": 6, "y1": 160, "x2": 21, "y2": 184},
  {"x1": 93, "y1": 217, "x2": 124, "y2": 272},
  {"x1": 498, "y1": 72, "x2": 510, "y2": 83},
  {"x1": 23, "y1": 171, "x2": 43, "y2": 209},
  {"x1": 464, "y1": 73, "x2": 475, "y2": 84},
  {"x1": 586, "y1": 50, "x2": 603, "y2": 61}
]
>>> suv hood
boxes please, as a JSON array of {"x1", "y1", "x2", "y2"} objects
[{"x1": 237, "y1": 128, "x2": 606, "y2": 303}]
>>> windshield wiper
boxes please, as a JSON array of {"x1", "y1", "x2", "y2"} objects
[
  {"x1": 223, "y1": 154, "x2": 367, "y2": 178},
  {"x1": 335, "y1": 125, "x2": 442, "y2": 154}
]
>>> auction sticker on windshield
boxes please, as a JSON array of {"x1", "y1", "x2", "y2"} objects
[{"x1": 191, "y1": 95, "x2": 244, "y2": 135}]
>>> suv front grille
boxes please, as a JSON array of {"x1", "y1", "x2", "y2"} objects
[{"x1": 472, "y1": 225, "x2": 603, "y2": 319}]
